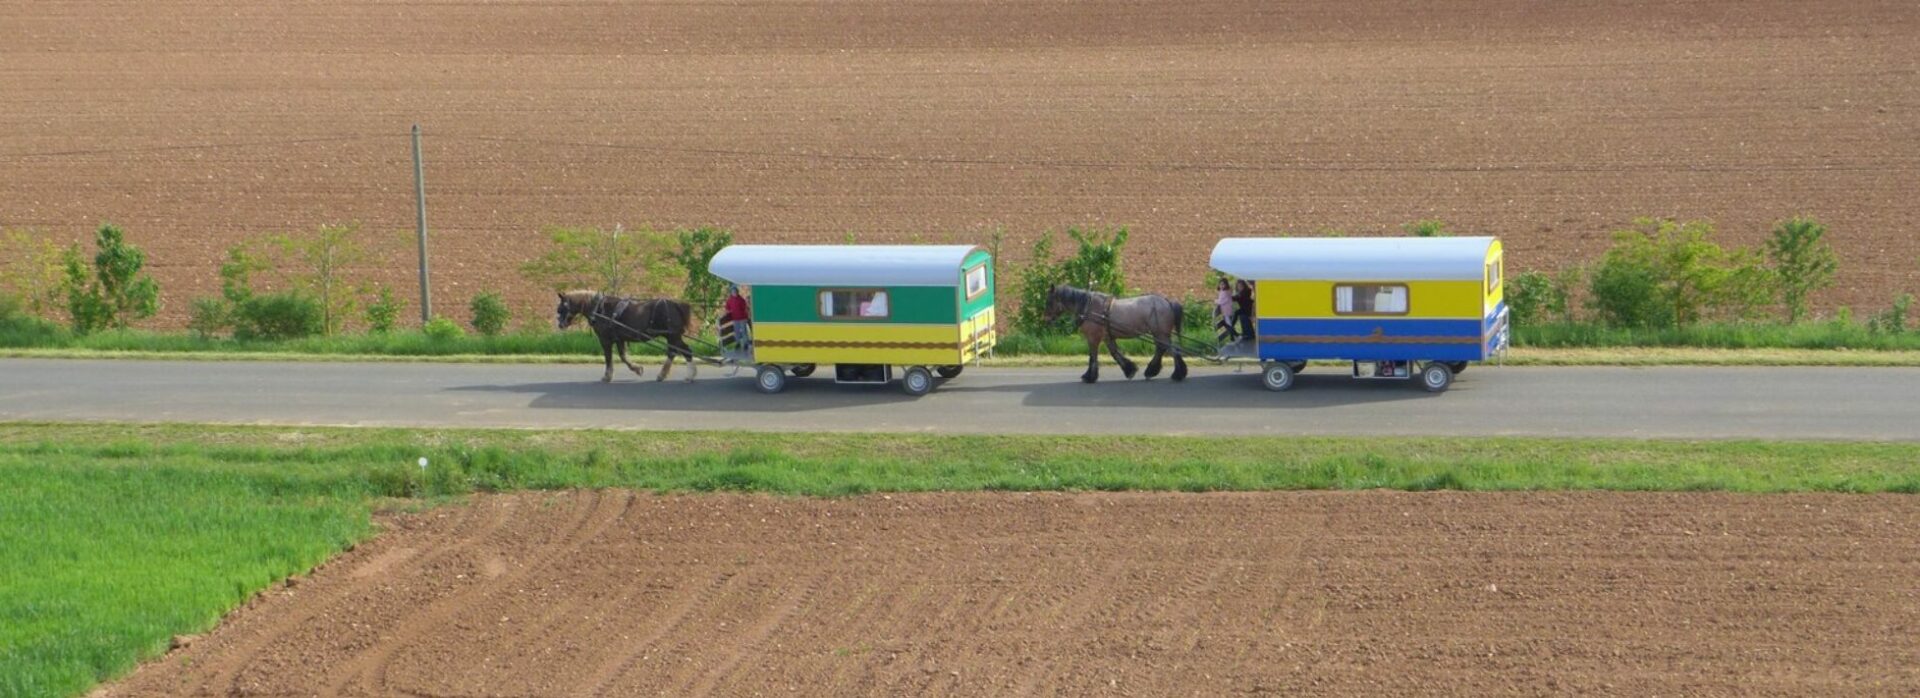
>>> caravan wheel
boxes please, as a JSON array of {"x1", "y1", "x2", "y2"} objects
[
  {"x1": 789, "y1": 364, "x2": 817, "y2": 377},
  {"x1": 755, "y1": 364, "x2": 788, "y2": 394},
  {"x1": 901, "y1": 366, "x2": 935, "y2": 396},
  {"x1": 1261, "y1": 362, "x2": 1295, "y2": 392},
  {"x1": 1421, "y1": 362, "x2": 1454, "y2": 393},
  {"x1": 936, "y1": 365, "x2": 964, "y2": 379}
]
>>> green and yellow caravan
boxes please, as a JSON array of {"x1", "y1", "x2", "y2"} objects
[
  {"x1": 707, "y1": 244, "x2": 996, "y2": 395},
  {"x1": 1208, "y1": 236, "x2": 1506, "y2": 393}
]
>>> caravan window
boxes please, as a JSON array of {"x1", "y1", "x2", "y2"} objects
[
  {"x1": 1486, "y1": 258, "x2": 1501, "y2": 294},
  {"x1": 965, "y1": 265, "x2": 989, "y2": 300},
  {"x1": 819, "y1": 289, "x2": 890, "y2": 320},
  {"x1": 1334, "y1": 284, "x2": 1409, "y2": 315}
]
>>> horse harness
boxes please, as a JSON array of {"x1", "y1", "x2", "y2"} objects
[{"x1": 587, "y1": 294, "x2": 667, "y2": 341}]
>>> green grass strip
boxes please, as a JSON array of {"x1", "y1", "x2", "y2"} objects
[{"x1": 3, "y1": 422, "x2": 1918, "y2": 698}]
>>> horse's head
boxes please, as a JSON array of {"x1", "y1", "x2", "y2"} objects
[
  {"x1": 1043, "y1": 285, "x2": 1075, "y2": 324},
  {"x1": 555, "y1": 290, "x2": 592, "y2": 329}
]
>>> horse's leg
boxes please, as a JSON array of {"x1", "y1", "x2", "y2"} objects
[
  {"x1": 656, "y1": 338, "x2": 674, "y2": 382},
  {"x1": 1144, "y1": 339, "x2": 1166, "y2": 379},
  {"x1": 1170, "y1": 335, "x2": 1189, "y2": 382},
  {"x1": 598, "y1": 334, "x2": 615, "y2": 383},
  {"x1": 1105, "y1": 334, "x2": 1137, "y2": 379},
  {"x1": 1081, "y1": 330, "x2": 1100, "y2": 383},
  {"x1": 617, "y1": 340, "x2": 644, "y2": 378},
  {"x1": 671, "y1": 335, "x2": 697, "y2": 382}
]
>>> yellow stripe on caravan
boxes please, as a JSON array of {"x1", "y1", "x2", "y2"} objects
[
  {"x1": 960, "y1": 307, "x2": 997, "y2": 362},
  {"x1": 1254, "y1": 280, "x2": 1485, "y2": 319},
  {"x1": 754, "y1": 322, "x2": 964, "y2": 365},
  {"x1": 1484, "y1": 239, "x2": 1504, "y2": 309}
]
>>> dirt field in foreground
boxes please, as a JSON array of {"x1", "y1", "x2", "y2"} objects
[
  {"x1": 4, "y1": 1, "x2": 1919, "y2": 326},
  {"x1": 101, "y1": 490, "x2": 1920, "y2": 697}
]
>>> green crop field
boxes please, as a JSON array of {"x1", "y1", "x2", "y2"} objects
[{"x1": 4, "y1": 422, "x2": 1920, "y2": 697}]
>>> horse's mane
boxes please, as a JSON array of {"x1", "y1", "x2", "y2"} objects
[{"x1": 1051, "y1": 285, "x2": 1099, "y2": 305}]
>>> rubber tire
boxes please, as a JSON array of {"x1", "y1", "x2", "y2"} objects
[
  {"x1": 754, "y1": 364, "x2": 788, "y2": 394},
  {"x1": 1445, "y1": 361, "x2": 1468, "y2": 375},
  {"x1": 901, "y1": 366, "x2": 935, "y2": 396},
  {"x1": 1286, "y1": 360, "x2": 1308, "y2": 373},
  {"x1": 1421, "y1": 362, "x2": 1454, "y2": 393},
  {"x1": 936, "y1": 365, "x2": 964, "y2": 379},
  {"x1": 789, "y1": 364, "x2": 817, "y2": 378},
  {"x1": 1261, "y1": 362, "x2": 1295, "y2": 392}
]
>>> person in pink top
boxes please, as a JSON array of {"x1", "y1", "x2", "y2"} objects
[
  {"x1": 724, "y1": 284, "x2": 751, "y2": 350},
  {"x1": 1214, "y1": 277, "x2": 1238, "y2": 343}
]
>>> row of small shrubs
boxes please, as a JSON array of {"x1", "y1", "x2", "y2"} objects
[
  {"x1": 1506, "y1": 217, "x2": 1913, "y2": 336},
  {"x1": 4, "y1": 215, "x2": 1915, "y2": 355}
]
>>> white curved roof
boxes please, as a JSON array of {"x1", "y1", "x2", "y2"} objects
[
  {"x1": 709, "y1": 244, "x2": 984, "y2": 287},
  {"x1": 1210, "y1": 236, "x2": 1497, "y2": 281}
]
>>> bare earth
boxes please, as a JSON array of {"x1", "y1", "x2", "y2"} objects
[
  {"x1": 101, "y1": 490, "x2": 1920, "y2": 697},
  {"x1": 4, "y1": 1, "x2": 1919, "y2": 325}
]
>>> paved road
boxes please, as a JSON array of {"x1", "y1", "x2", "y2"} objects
[{"x1": 0, "y1": 359, "x2": 1915, "y2": 440}]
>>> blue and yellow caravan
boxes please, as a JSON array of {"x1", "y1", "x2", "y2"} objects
[
  {"x1": 1209, "y1": 236, "x2": 1506, "y2": 393},
  {"x1": 708, "y1": 244, "x2": 996, "y2": 395}
]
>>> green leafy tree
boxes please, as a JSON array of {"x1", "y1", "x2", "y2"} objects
[
  {"x1": 1587, "y1": 219, "x2": 1772, "y2": 328},
  {"x1": 1505, "y1": 270, "x2": 1567, "y2": 327},
  {"x1": 194, "y1": 240, "x2": 326, "y2": 341},
  {"x1": 668, "y1": 227, "x2": 734, "y2": 321},
  {"x1": 469, "y1": 291, "x2": 510, "y2": 337},
  {"x1": 1765, "y1": 217, "x2": 1838, "y2": 323},
  {"x1": 1404, "y1": 219, "x2": 1451, "y2": 237},
  {"x1": 423, "y1": 316, "x2": 465, "y2": 341},
  {"x1": 1012, "y1": 227, "x2": 1130, "y2": 334},
  {"x1": 1870, "y1": 293, "x2": 1912, "y2": 334},
  {"x1": 0, "y1": 230, "x2": 67, "y2": 318},
  {"x1": 364, "y1": 286, "x2": 402, "y2": 334},
  {"x1": 272, "y1": 223, "x2": 377, "y2": 336},
  {"x1": 60, "y1": 224, "x2": 160, "y2": 334},
  {"x1": 520, "y1": 225, "x2": 684, "y2": 297}
]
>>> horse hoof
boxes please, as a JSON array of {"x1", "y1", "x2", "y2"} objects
[
  {"x1": 600, "y1": 375, "x2": 613, "y2": 383},
  {"x1": 1081, "y1": 374, "x2": 1098, "y2": 384},
  {"x1": 631, "y1": 367, "x2": 645, "y2": 377},
  {"x1": 683, "y1": 366, "x2": 698, "y2": 382}
]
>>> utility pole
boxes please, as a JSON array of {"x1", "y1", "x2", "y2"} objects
[{"x1": 411, "y1": 124, "x2": 432, "y2": 323}]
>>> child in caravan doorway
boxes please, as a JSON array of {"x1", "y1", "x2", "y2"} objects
[
  {"x1": 1233, "y1": 279, "x2": 1256, "y2": 343},
  {"x1": 1215, "y1": 277, "x2": 1238, "y2": 344}
]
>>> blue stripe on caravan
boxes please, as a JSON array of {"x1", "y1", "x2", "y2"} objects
[
  {"x1": 1484, "y1": 301, "x2": 1506, "y2": 333},
  {"x1": 1259, "y1": 342, "x2": 1486, "y2": 362},
  {"x1": 1256, "y1": 318, "x2": 1484, "y2": 338}
]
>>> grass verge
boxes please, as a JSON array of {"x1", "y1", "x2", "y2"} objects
[
  {"x1": 4, "y1": 346, "x2": 1920, "y2": 367},
  {"x1": 6, "y1": 318, "x2": 1920, "y2": 366},
  {"x1": 4, "y1": 422, "x2": 1919, "y2": 697}
]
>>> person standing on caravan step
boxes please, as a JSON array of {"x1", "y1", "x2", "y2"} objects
[
  {"x1": 1233, "y1": 279, "x2": 1256, "y2": 343},
  {"x1": 1214, "y1": 277, "x2": 1238, "y2": 344},
  {"x1": 724, "y1": 284, "x2": 752, "y2": 351}
]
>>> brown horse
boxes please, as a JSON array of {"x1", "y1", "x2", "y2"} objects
[
  {"x1": 555, "y1": 290, "x2": 699, "y2": 383},
  {"x1": 1044, "y1": 285, "x2": 1187, "y2": 384}
]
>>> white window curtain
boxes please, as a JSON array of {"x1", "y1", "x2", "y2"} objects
[
  {"x1": 1335, "y1": 286, "x2": 1355, "y2": 313},
  {"x1": 821, "y1": 292, "x2": 835, "y2": 316},
  {"x1": 863, "y1": 291, "x2": 889, "y2": 317},
  {"x1": 1377, "y1": 287, "x2": 1407, "y2": 313}
]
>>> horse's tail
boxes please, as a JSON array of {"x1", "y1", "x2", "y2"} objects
[{"x1": 1171, "y1": 299, "x2": 1186, "y2": 336}]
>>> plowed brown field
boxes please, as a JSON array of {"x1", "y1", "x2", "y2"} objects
[
  {"x1": 101, "y1": 490, "x2": 1920, "y2": 697},
  {"x1": 5, "y1": 1, "x2": 1919, "y2": 326}
]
